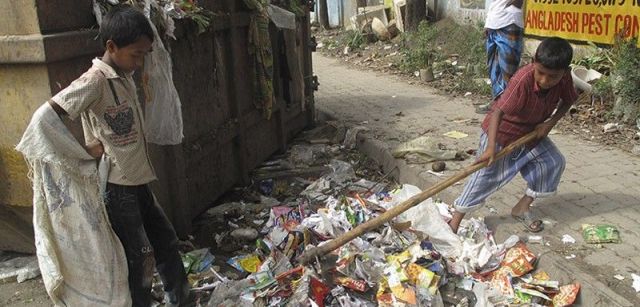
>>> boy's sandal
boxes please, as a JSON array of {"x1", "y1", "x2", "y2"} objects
[{"x1": 512, "y1": 210, "x2": 544, "y2": 233}]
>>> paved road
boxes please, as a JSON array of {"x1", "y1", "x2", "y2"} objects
[{"x1": 314, "y1": 53, "x2": 640, "y2": 305}]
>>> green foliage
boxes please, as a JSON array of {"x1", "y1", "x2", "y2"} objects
[
  {"x1": 399, "y1": 21, "x2": 439, "y2": 72},
  {"x1": 611, "y1": 37, "x2": 640, "y2": 123},
  {"x1": 592, "y1": 75, "x2": 614, "y2": 102},
  {"x1": 327, "y1": 30, "x2": 365, "y2": 51},
  {"x1": 573, "y1": 42, "x2": 615, "y2": 74},
  {"x1": 445, "y1": 23, "x2": 489, "y2": 93},
  {"x1": 452, "y1": 74, "x2": 492, "y2": 96},
  {"x1": 448, "y1": 24, "x2": 486, "y2": 76},
  {"x1": 343, "y1": 30, "x2": 365, "y2": 50}
]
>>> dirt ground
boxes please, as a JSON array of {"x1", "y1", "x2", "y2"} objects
[
  {"x1": 315, "y1": 19, "x2": 640, "y2": 155},
  {"x1": 0, "y1": 278, "x2": 50, "y2": 307}
]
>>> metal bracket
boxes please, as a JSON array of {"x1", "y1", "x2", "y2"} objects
[
  {"x1": 304, "y1": 75, "x2": 320, "y2": 92},
  {"x1": 309, "y1": 36, "x2": 317, "y2": 52}
]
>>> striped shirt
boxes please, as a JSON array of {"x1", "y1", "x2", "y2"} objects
[
  {"x1": 53, "y1": 58, "x2": 156, "y2": 185},
  {"x1": 482, "y1": 63, "x2": 578, "y2": 146}
]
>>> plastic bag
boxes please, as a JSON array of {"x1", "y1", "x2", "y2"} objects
[
  {"x1": 392, "y1": 137, "x2": 459, "y2": 164},
  {"x1": 0, "y1": 256, "x2": 40, "y2": 283},
  {"x1": 142, "y1": 21, "x2": 184, "y2": 145},
  {"x1": 390, "y1": 185, "x2": 463, "y2": 258},
  {"x1": 181, "y1": 248, "x2": 215, "y2": 274},
  {"x1": 266, "y1": 4, "x2": 296, "y2": 29},
  {"x1": 552, "y1": 283, "x2": 580, "y2": 306},
  {"x1": 343, "y1": 126, "x2": 369, "y2": 149}
]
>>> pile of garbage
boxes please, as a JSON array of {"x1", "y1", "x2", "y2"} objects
[{"x1": 172, "y1": 124, "x2": 581, "y2": 306}]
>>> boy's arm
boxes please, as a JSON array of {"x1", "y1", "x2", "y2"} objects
[
  {"x1": 83, "y1": 141, "x2": 104, "y2": 159},
  {"x1": 48, "y1": 100, "x2": 68, "y2": 117},
  {"x1": 534, "y1": 100, "x2": 571, "y2": 139},
  {"x1": 506, "y1": 0, "x2": 524, "y2": 8},
  {"x1": 535, "y1": 72, "x2": 578, "y2": 139},
  {"x1": 476, "y1": 109, "x2": 503, "y2": 166},
  {"x1": 48, "y1": 95, "x2": 104, "y2": 159}
]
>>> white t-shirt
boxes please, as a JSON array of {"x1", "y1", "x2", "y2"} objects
[{"x1": 484, "y1": 0, "x2": 524, "y2": 30}]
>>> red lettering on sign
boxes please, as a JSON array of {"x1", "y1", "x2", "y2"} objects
[
  {"x1": 582, "y1": 13, "x2": 603, "y2": 34},
  {"x1": 603, "y1": 14, "x2": 612, "y2": 35},
  {"x1": 582, "y1": 13, "x2": 590, "y2": 33},
  {"x1": 615, "y1": 14, "x2": 640, "y2": 38},
  {"x1": 528, "y1": 10, "x2": 582, "y2": 33}
]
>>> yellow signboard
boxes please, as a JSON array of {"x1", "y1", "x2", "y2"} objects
[{"x1": 525, "y1": 0, "x2": 640, "y2": 46}]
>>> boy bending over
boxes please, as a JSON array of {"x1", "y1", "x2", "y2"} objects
[{"x1": 450, "y1": 37, "x2": 578, "y2": 233}]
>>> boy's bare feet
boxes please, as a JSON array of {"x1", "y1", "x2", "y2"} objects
[
  {"x1": 449, "y1": 211, "x2": 465, "y2": 234},
  {"x1": 510, "y1": 195, "x2": 534, "y2": 216}
]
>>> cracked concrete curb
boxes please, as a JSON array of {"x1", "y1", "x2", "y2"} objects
[{"x1": 339, "y1": 119, "x2": 634, "y2": 306}]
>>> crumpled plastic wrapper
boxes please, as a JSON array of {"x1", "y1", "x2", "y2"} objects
[{"x1": 392, "y1": 136, "x2": 461, "y2": 164}]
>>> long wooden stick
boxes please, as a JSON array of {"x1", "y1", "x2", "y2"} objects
[{"x1": 298, "y1": 131, "x2": 538, "y2": 264}]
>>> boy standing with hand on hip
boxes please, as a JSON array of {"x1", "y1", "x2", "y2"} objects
[
  {"x1": 48, "y1": 5, "x2": 190, "y2": 306},
  {"x1": 450, "y1": 37, "x2": 578, "y2": 234}
]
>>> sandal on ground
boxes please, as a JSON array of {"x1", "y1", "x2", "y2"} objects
[{"x1": 511, "y1": 210, "x2": 544, "y2": 233}]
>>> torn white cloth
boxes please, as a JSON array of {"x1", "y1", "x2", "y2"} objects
[{"x1": 16, "y1": 103, "x2": 130, "y2": 306}]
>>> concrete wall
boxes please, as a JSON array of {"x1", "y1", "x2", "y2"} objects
[
  {"x1": 316, "y1": 0, "x2": 491, "y2": 30},
  {"x1": 0, "y1": 0, "x2": 101, "y2": 253},
  {"x1": 0, "y1": 1, "x2": 40, "y2": 35},
  {"x1": 312, "y1": 0, "x2": 385, "y2": 29},
  {"x1": 434, "y1": 0, "x2": 490, "y2": 25}
]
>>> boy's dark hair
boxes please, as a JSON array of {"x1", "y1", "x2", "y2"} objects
[
  {"x1": 534, "y1": 37, "x2": 573, "y2": 70},
  {"x1": 99, "y1": 5, "x2": 154, "y2": 47}
]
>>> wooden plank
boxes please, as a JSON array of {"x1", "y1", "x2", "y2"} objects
[{"x1": 212, "y1": 12, "x2": 251, "y2": 31}]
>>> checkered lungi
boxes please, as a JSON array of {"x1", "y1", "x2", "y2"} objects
[
  {"x1": 454, "y1": 132, "x2": 565, "y2": 213},
  {"x1": 487, "y1": 24, "x2": 524, "y2": 99}
]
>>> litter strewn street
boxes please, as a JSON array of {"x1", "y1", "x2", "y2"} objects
[
  {"x1": 4, "y1": 53, "x2": 639, "y2": 306},
  {"x1": 314, "y1": 53, "x2": 640, "y2": 305},
  {"x1": 2, "y1": 0, "x2": 640, "y2": 304}
]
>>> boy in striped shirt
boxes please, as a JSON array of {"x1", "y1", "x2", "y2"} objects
[{"x1": 449, "y1": 37, "x2": 578, "y2": 233}]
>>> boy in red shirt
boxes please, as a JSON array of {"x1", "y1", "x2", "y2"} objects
[{"x1": 449, "y1": 37, "x2": 578, "y2": 233}]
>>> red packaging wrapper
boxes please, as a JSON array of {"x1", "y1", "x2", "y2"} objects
[
  {"x1": 503, "y1": 242, "x2": 536, "y2": 264},
  {"x1": 491, "y1": 273, "x2": 515, "y2": 297},
  {"x1": 377, "y1": 293, "x2": 394, "y2": 305},
  {"x1": 310, "y1": 277, "x2": 330, "y2": 307},
  {"x1": 503, "y1": 254, "x2": 534, "y2": 277},
  {"x1": 284, "y1": 220, "x2": 300, "y2": 231},
  {"x1": 276, "y1": 266, "x2": 304, "y2": 286},
  {"x1": 552, "y1": 283, "x2": 580, "y2": 307},
  {"x1": 335, "y1": 277, "x2": 368, "y2": 292}
]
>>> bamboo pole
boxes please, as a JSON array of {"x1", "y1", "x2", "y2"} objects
[{"x1": 298, "y1": 131, "x2": 538, "y2": 264}]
